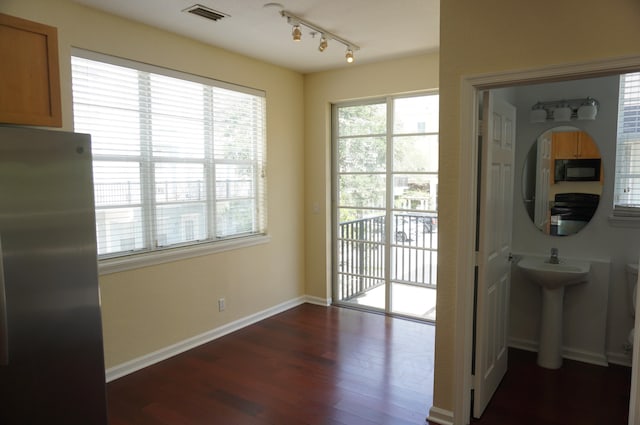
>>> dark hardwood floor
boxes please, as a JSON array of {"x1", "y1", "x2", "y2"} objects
[
  {"x1": 107, "y1": 303, "x2": 631, "y2": 425},
  {"x1": 470, "y1": 348, "x2": 632, "y2": 425},
  {"x1": 107, "y1": 304, "x2": 435, "y2": 425}
]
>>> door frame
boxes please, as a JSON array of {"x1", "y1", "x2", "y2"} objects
[
  {"x1": 331, "y1": 93, "x2": 440, "y2": 320},
  {"x1": 453, "y1": 55, "x2": 640, "y2": 424}
]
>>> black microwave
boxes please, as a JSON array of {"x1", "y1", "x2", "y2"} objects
[{"x1": 554, "y1": 158, "x2": 601, "y2": 182}]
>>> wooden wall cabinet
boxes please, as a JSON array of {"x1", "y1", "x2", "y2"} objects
[
  {"x1": 551, "y1": 131, "x2": 600, "y2": 159},
  {"x1": 0, "y1": 13, "x2": 62, "y2": 127}
]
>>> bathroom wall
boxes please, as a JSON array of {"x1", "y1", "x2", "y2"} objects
[{"x1": 508, "y1": 75, "x2": 640, "y2": 366}]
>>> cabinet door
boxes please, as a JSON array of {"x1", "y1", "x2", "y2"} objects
[
  {"x1": 0, "y1": 13, "x2": 61, "y2": 127},
  {"x1": 577, "y1": 132, "x2": 601, "y2": 158},
  {"x1": 552, "y1": 131, "x2": 579, "y2": 159}
]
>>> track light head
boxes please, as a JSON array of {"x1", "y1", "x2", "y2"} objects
[
  {"x1": 318, "y1": 36, "x2": 328, "y2": 52},
  {"x1": 292, "y1": 24, "x2": 302, "y2": 41},
  {"x1": 345, "y1": 48, "x2": 354, "y2": 63}
]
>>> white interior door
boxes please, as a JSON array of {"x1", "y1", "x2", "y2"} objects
[{"x1": 473, "y1": 92, "x2": 516, "y2": 418}]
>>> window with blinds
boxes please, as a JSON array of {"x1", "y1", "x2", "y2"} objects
[
  {"x1": 614, "y1": 72, "x2": 640, "y2": 216},
  {"x1": 71, "y1": 51, "x2": 267, "y2": 259}
]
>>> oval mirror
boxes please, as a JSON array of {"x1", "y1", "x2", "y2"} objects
[{"x1": 522, "y1": 126, "x2": 603, "y2": 236}]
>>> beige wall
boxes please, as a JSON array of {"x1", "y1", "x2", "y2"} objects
[
  {"x1": 303, "y1": 54, "x2": 439, "y2": 301},
  {"x1": 436, "y1": 0, "x2": 640, "y2": 415},
  {"x1": 1, "y1": 0, "x2": 305, "y2": 367}
]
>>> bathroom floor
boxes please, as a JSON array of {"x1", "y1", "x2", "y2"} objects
[{"x1": 472, "y1": 348, "x2": 631, "y2": 425}]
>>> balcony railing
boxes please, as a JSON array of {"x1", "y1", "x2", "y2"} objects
[
  {"x1": 337, "y1": 213, "x2": 438, "y2": 301},
  {"x1": 94, "y1": 179, "x2": 251, "y2": 207}
]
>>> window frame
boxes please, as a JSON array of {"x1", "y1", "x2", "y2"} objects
[
  {"x1": 331, "y1": 91, "x2": 440, "y2": 318},
  {"x1": 610, "y1": 71, "x2": 640, "y2": 227},
  {"x1": 71, "y1": 49, "x2": 269, "y2": 274}
]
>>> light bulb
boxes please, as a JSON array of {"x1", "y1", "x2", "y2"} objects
[
  {"x1": 345, "y1": 48, "x2": 354, "y2": 63},
  {"x1": 577, "y1": 99, "x2": 598, "y2": 120},
  {"x1": 577, "y1": 104, "x2": 597, "y2": 120},
  {"x1": 292, "y1": 25, "x2": 302, "y2": 41},
  {"x1": 553, "y1": 105, "x2": 572, "y2": 122},
  {"x1": 318, "y1": 36, "x2": 328, "y2": 52},
  {"x1": 530, "y1": 102, "x2": 547, "y2": 123}
]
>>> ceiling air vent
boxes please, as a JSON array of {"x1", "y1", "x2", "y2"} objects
[{"x1": 183, "y1": 4, "x2": 229, "y2": 22}]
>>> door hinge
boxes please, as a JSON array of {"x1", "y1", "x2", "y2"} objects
[{"x1": 474, "y1": 251, "x2": 480, "y2": 267}]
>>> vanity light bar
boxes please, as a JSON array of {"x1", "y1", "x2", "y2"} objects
[{"x1": 530, "y1": 97, "x2": 599, "y2": 123}]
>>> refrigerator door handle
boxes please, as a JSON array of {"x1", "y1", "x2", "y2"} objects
[{"x1": 0, "y1": 234, "x2": 8, "y2": 365}]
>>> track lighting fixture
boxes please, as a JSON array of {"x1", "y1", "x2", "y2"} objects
[
  {"x1": 291, "y1": 24, "x2": 302, "y2": 41},
  {"x1": 345, "y1": 48, "x2": 354, "y2": 63},
  {"x1": 278, "y1": 9, "x2": 360, "y2": 64},
  {"x1": 318, "y1": 35, "x2": 328, "y2": 52}
]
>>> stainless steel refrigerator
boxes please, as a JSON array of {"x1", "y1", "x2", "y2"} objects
[{"x1": 0, "y1": 125, "x2": 108, "y2": 424}]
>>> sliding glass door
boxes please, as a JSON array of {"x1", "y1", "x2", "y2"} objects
[{"x1": 332, "y1": 93, "x2": 439, "y2": 320}]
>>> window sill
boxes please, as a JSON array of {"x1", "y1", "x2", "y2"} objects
[
  {"x1": 98, "y1": 235, "x2": 271, "y2": 275},
  {"x1": 608, "y1": 215, "x2": 640, "y2": 228}
]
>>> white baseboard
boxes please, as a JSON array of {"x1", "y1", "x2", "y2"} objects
[
  {"x1": 564, "y1": 347, "x2": 608, "y2": 367},
  {"x1": 427, "y1": 406, "x2": 454, "y2": 425},
  {"x1": 608, "y1": 351, "x2": 633, "y2": 367},
  {"x1": 508, "y1": 338, "x2": 608, "y2": 367},
  {"x1": 508, "y1": 337, "x2": 538, "y2": 353},
  {"x1": 106, "y1": 295, "x2": 310, "y2": 382},
  {"x1": 304, "y1": 295, "x2": 332, "y2": 306}
]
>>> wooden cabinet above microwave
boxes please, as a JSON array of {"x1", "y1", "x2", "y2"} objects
[
  {"x1": 551, "y1": 131, "x2": 600, "y2": 160},
  {"x1": 0, "y1": 13, "x2": 62, "y2": 127}
]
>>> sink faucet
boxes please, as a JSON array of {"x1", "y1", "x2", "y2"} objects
[{"x1": 549, "y1": 248, "x2": 559, "y2": 264}]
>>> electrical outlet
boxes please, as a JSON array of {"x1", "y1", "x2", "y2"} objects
[{"x1": 218, "y1": 297, "x2": 226, "y2": 312}]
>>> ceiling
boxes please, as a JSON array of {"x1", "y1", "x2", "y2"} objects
[{"x1": 73, "y1": 0, "x2": 439, "y2": 74}]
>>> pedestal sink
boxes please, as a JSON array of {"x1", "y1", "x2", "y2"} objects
[{"x1": 517, "y1": 256, "x2": 590, "y2": 369}]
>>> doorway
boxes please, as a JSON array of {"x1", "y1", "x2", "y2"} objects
[
  {"x1": 331, "y1": 92, "x2": 439, "y2": 320},
  {"x1": 454, "y1": 56, "x2": 640, "y2": 425}
]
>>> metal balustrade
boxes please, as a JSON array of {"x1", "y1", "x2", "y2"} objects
[{"x1": 337, "y1": 213, "x2": 438, "y2": 301}]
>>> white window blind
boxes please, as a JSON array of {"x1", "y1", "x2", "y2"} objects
[
  {"x1": 614, "y1": 72, "x2": 640, "y2": 216},
  {"x1": 71, "y1": 52, "x2": 267, "y2": 259}
]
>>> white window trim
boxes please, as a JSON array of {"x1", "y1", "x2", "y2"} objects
[
  {"x1": 99, "y1": 234, "x2": 271, "y2": 275},
  {"x1": 612, "y1": 72, "x2": 640, "y2": 226},
  {"x1": 71, "y1": 48, "x2": 265, "y2": 98},
  {"x1": 608, "y1": 215, "x2": 640, "y2": 228}
]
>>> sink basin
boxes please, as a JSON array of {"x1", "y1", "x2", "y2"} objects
[{"x1": 517, "y1": 257, "x2": 590, "y2": 290}]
